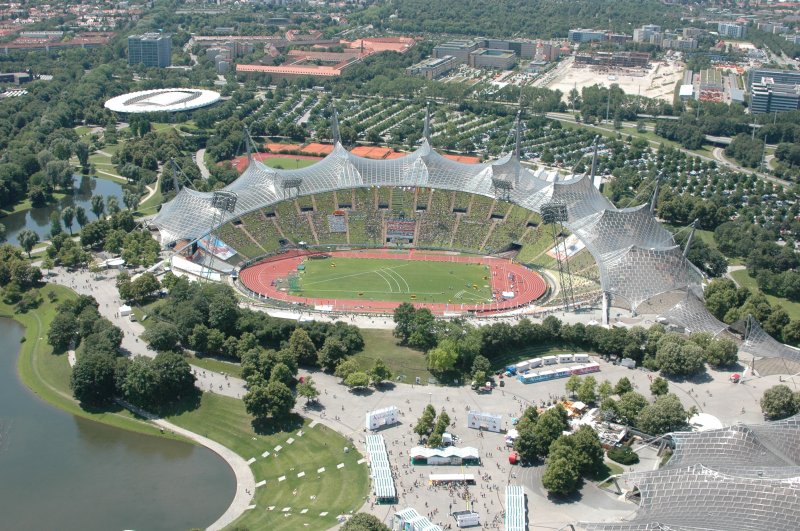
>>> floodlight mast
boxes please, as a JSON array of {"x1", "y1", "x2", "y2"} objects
[{"x1": 541, "y1": 201, "x2": 576, "y2": 312}]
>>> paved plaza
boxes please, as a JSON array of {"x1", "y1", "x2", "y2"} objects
[{"x1": 298, "y1": 359, "x2": 787, "y2": 529}]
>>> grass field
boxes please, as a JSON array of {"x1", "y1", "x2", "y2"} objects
[
  {"x1": 354, "y1": 328, "x2": 433, "y2": 384},
  {"x1": 263, "y1": 157, "x2": 320, "y2": 170},
  {"x1": 293, "y1": 257, "x2": 493, "y2": 304},
  {"x1": 730, "y1": 269, "x2": 800, "y2": 320},
  {"x1": 167, "y1": 393, "x2": 369, "y2": 531}
]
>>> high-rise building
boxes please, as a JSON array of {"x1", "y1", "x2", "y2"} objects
[
  {"x1": 750, "y1": 79, "x2": 800, "y2": 114},
  {"x1": 128, "y1": 33, "x2": 172, "y2": 68},
  {"x1": 718, "y1": 23, "x2": 747, "y2": 40}
]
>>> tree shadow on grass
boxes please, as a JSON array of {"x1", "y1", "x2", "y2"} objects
[
  {"x1": 252, "y1": 412, "x2": 305, "y2": 436},
  {"x1": 152, "y1": 387, "x2": 203, "y2": 417}
]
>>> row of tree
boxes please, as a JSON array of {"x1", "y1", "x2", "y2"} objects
[{"x1": 393, "y1": 304, "x2": 738, "y2": 381}]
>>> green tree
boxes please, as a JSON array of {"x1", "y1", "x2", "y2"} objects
[
  {"x1": 75, "y1": 206, "x2": 88, "y2": 228},
  {"x1": 344, "y1": 371, "x2": 371, "y2": 389},
  {"x1": 370, "y1": 358, "x2": 393, "y2": 386},
  {"x1": 75, "y1": 142, "x2": 90, "y2": 168},
  {"x1": 703, "y1": 337, "x2": 739, "y2": 367},
  {"x1": 649, "y1": 376, "x2": 669, "y2": 397},
  {"x1": 565, "y1": 375, "x2": 581, "y2": 398},
  {"x1": 760, "y1": 384, "x2": 799, "y2": 420},
  {"x1": 90, "y1": 194, "x2": 105, "y2": 220},
  {"x1": 532, "y1": 405, "x2": 569, "y2": 457},
  {"x1": 341, "y1": 513, "x2": 390, "y2": 531},
  {"x1": 577, "y1": 376, "x2": 597, "y2": 404},
  {"x1": 570, "y1": 425, "x2": 605, "y2": 474},
  {"x1": 598, "y1": 379, "x2": 614, "y2": 400},
  {"x1": 151, "y1": 350, "x2": 195, "y2": 401},
  {"x1": 427, "y1": 338, "x2": 459, "y2": 374},
  {"x1": 269, "y1": 362, "x2": 295, "y2": 387},
  {"x1": 61, "y1": 206, "x2": 75, "y2": 235},
  {"x1": 614, "y1": 377, "x2": 633, "y2": 396},
  {"x1": 49, "y1": 211, "x2": 62, "y2": 238},
  {"x1": 122, "y1": 356, "x2": 158, "y2": 407},
  {"x1": 244, "y1": 381, "x2": 295, "y2": 420},
  {"x1": 393, "y1": 302, "x2": 416, "y2": 343},
  {"x1": 334, "y1": 357, "x2": 361, "y2": 380},
  {"x1": 414, "y1": 404, "x2": 437, "y2": 438},
  {"x1": 70, "y1": 352, "x2": 117, "y2": 405},
  {"x1": 123, "y1": 190, "x2": 140, "y2": 212},
  {"x1": 142, "y1": 322, "x2": 181, "y2": 351},
  {"x1": 0, "y1": 222, "x2": 5, "y2": 243},
  {"x1": 636, "y1": 393, "x2": 688, "y2": 435},
  {"x1": 288, "y1": 327, "x2": 317, "y2": 366},
  {"x1": 317, "y1": 336, "x2": 349, "y2": 372},
  {"x1": 616, "y1": 391, "x2": 648, "y2": 426},
  {"x1": 16, "y1": 229, "x2": 39, "y2": 258},
  {"x1": 542, "y1": 456, "x2": 580, "y2": 495},
  {"x1": 48, "y1": 311, "x2": 78, "y2": 352},
  {"x1": 297, "y1": 376, "x2": 320, "y2": 404}
]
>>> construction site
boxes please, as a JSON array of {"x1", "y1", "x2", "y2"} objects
[{"x1": 543, "y1": 54, "x2": 686, "y2": 103}]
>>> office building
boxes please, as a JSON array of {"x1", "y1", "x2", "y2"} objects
[
  {"x1": 749, "y1": 68, "x2": 800, "y2": 89},
  {"x1": 633, "y1": 24, "x2": 662, "y2": 43},
  {"x1": 468, "y1": 48, "x2": 516, "y2": 69},
  {"x1": 751, "y1": 79, "x2": 800, "y2": 114},
  {"x1": 718, "y1": 22, "x2": 747, "y2": 39},
  {"x1": 128, "y1": 33, "x2": 171, "y2": 68},
  {"x1": 406, "y1": 55, "x2": 458, "y2": 80},
  {"x1": 433, "y1": 41, "x2": 479, "y2": 63},
  {"x1": 568, "y1": 29, "x2": 606, "y2": 43}
]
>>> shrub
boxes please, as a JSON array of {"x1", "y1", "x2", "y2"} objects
[{"x1": 607, "y1": 445, "x2": 640, "y2": 465}]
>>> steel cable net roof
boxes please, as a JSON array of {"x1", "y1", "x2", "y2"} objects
[
  {"x1": 582, "y1": 415, "x2": 800, "y2": 531},
  {"x1": 152, "y1": 134, "x2": 700, "y2": 310},
  {"x1": 740, "y1": 315, "x2": 800, "y2": 365},
  {"x1": 657, "y1": 291, "x2": 728, "y2": 336}
]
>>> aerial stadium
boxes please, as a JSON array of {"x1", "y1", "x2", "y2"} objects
[
  {"x1": 152, "y1": 108, "x2": 706, "y2": 319},
  {"x1": 104, "y1": 88, "x2": 221, "y2": 114},
  {"x1": 150, "y1": 108, "x2": 800, "y2": 530}
]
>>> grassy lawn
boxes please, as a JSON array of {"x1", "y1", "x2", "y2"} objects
[
  {"x1": 730, "y1": 269, "x2": 800, "y2": 320},
  {"x1": 137, "y1": 176, "x2": 163, "y2": 215},
  {"x1": 167, "y1": 393, "x2": 370, "y2": 531},
  {"x1": 263, "y1": 157, "x2": 321, "y2": 170},
  {"x1": 293, "y1": 256, "x2": 492, "y2": 304},
  {"x1": 0, "y1": 284, "x2": 177, "y2": 440},
  {"x1": 355, "y1": 328, "x2": 432, "y2": 384}
]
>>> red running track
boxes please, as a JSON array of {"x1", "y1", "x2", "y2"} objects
[{"x1": 239, "y1": 249, "x2": 547, "y2": 316}]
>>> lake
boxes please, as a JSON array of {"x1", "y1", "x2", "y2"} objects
[
  {"x1": 1, "y1": 175, "x2": 126, "y2": 243},
  {"x1": 0, "y1": 317, "x2": 236, "y2": 531}
]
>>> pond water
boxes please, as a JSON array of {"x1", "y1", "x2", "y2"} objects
[
  {"x1": 1, "y1": 175, "x2": 126, "y2": 243},
  {"x1": 0, "y1": 317, "x2": 236, "y2": 531}
]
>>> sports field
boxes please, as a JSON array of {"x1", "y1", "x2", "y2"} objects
[{"x1": 292, "y1": 257, "x2": 492, "y2": 304}]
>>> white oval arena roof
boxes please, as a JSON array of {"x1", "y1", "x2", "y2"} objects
[{"x1": 104, "y1": 88, "x2": 220, "y2": 113}]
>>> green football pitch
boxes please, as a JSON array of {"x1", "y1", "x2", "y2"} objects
[{"x1": 291, "y1": 257, "x2": 493, "y2": 303}]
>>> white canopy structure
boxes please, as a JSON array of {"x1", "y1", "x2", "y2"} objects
[
  {"x1": 364, "y1": 434, "x2": 396, "y2": 502},
  {"x1": 104, "y1": 88, "x2": 220, "y2": 113},
  {"x1": 393, "y1": 508, "x2": 443, "y2": 531},
  {"x1": 408, "y1": 446, "x2": 480, "y2": 465}
]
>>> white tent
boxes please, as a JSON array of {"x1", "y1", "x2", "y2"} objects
[
  {"x1": 468, "y1": 410, "x2": 502, "y2": 432},
  {"x1": 118, "y1": 305, "x2": 132, "y2": 316},
  {"x1": 365, "y1": 406, "x2": 399, "y2": 431}
]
